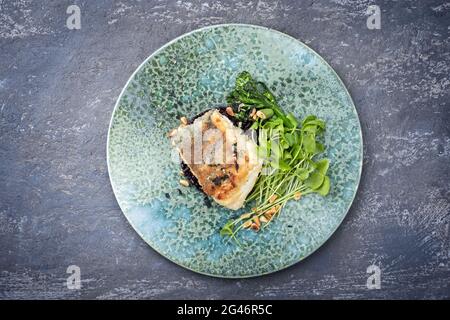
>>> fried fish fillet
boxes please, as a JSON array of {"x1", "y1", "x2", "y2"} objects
[{"x1": 170, "y1": 109, "x2": 262, "y2": 210}]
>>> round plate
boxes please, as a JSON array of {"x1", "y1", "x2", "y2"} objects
[{"x1": 107, "y1": 24, "x2": 362, "y2": 278}]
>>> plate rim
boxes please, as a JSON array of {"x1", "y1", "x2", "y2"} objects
[{"x1": 106, "y1": 23, "x2": 364, "y2": 278}]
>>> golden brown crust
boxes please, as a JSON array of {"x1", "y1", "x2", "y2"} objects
[{"x1": 170, "y1": 109, "x2": 262, "y2": 210}]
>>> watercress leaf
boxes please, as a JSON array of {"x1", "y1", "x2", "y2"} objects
[
  {"x1": 306, "y1": 158, "x2": 317, "y2": 169},
  {"x1": 302, "y1": 115, "x2": 317, "y2": 126},
  {"x1": 296, "y1": 167, "x2": 309, "y2": 180},
  {"x1": 292, "y1": 131, "x2": 301, "y2": 145},
  {"x1": 283, "y1": 150, "x2": 292, "y2": 159},
  {"x1": 303, "y1": 133, "x2": 316, "y2": 154},
  {"x1": 315, "y1": 176, "x2": 330, "y2": 196},
  {"x1": 285, "y1": 132, "x2": 296, "y2": 146},
  {"x1": 278, "y1": 159, "x2": 291, "y2": 171},
  {"x1": 286, "y1": 113, "x2": 298, "y2": 128},
  {"x1": 315, "y1": 142, "x2": 325, "y2": 154},
  {"x1": 303, "y1": 124, "x2": 317, "y2": 134},
  {"x1": 263, "y1": 118, "x2": 282, "y2": 129},
  {"x1": 276, "y1": 123, "x2": 285, "y2": 133},
  {"x1": 302, "y1": 118, "x2": 325, "y2": 129},
  {"x1": 275, "y1": 118, "x2": 283, "y2": 126},
  {"x1": 305, "y1": 170, "x2": 325, "y2": 190},
  {"x1": 315, "y1": 158, "x2": 330, "y2": 175},
  {"x1": 262, "y1": 121, "x2": 272, "y2": 129},
  {"x1": 281, "y1": 139, "x2": 290, "y2": 149},
  {"x1": 309, "y1": 119, "x2": 325, "y2": 130}
]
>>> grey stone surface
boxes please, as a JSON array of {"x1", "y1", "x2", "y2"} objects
[{"x1": 0, "y1": 0, "x2": 449, "y2": 299}]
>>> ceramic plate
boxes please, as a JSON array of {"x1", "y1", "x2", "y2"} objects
[{"x1": 107, "y1": 24, "x2": 362, "y2": 278}]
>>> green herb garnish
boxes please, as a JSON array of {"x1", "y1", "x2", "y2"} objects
[
  {"x1": 221, "y1": 71, "x2": 331, "y2": 242},
  {"x1": 227, "y1": 71, "x2": 292, "y2": 127}
]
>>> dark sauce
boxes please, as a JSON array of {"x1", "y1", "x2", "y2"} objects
[{"x1": 180, "y1": 160, "x2": 203, "y2": 191}]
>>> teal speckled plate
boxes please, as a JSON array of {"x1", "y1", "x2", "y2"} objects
[{"x1": 107, "y1": 24, "x2": 362, "y2": 278}]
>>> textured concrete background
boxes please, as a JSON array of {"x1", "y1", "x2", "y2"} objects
[{"x1": 0, "y1": 0, "x2": 449, "y2": 299}]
